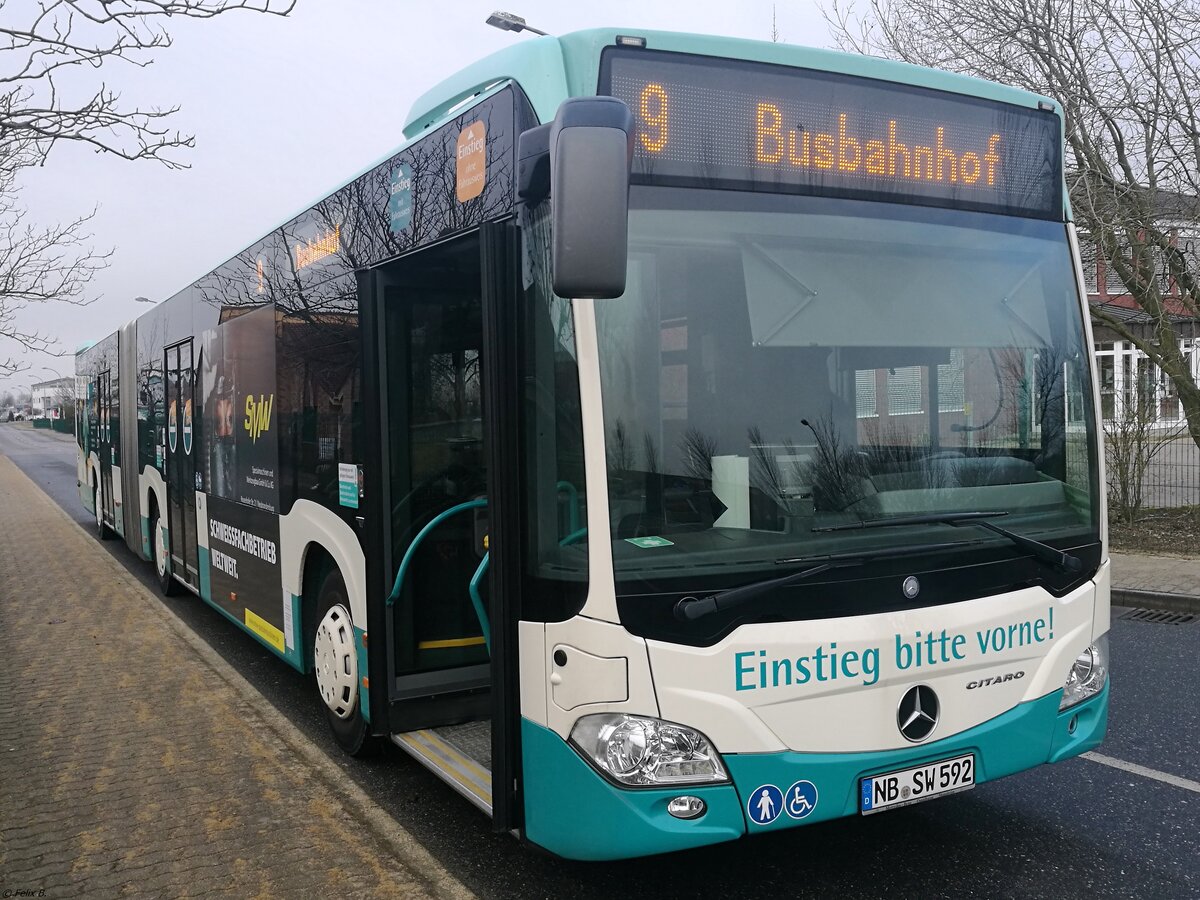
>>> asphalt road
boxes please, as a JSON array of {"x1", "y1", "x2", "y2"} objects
[{"x1": 3, "y1": 422, "x2": 1197, "y2": 899}]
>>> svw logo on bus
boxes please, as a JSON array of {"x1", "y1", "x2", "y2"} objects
[{"x1": 244, "y1": 393, "x2": 274, "y2": 443}]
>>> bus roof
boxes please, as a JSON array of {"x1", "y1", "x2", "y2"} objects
[
  {"x1": 137, "y1": 27, "x2": 1070, "y2": 315},
  {"x1": 406, "y1": 28, "x2": 1062, "y2": 135}
]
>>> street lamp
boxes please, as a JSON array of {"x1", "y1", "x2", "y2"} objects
[
  {"x1": 133, "y1": 296, "x2": 154, "y2": 304},
  {"x1": 486, "y1": 10, "x2": 549, "y2": 36}
]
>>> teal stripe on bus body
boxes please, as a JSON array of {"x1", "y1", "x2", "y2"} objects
[
  {"x1": 723, "y1": 686, "x2": 1108, "y2": 833},
  {"x1": 282, "y1": 593, "x2": 305, "y2": 672},
  {"x1": 197, "y1": 545, "x2": 213, "y2": 604},
  {"x1": 521, "y1": 687, "x2": 1107, "y2": 859},
  {"x1": 354, "y1": 625, "x2": 370, "y2": 724},
  {"x1": 191, "y1": 545, "x2": 307, "y2": 675},
  {"x1": 520, "y1": 718, "x2": 745, "y2": 861}
]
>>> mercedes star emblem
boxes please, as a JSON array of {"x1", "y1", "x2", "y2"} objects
[{"x1": 897, "y1": 684, "x2": 940, "y2": 742}]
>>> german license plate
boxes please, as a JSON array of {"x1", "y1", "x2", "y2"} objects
[{"x1": 860, "y1": 753, "x2": 975, "y2": 814}]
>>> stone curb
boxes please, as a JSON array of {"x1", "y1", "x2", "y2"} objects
[
  {"x1": 1111, "y1": 587, "x2": 1200, "y2": 615},
  {"x1": 4, "y1": 456, "x2": 474, "y2": 900}
]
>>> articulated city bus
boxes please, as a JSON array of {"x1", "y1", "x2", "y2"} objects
[{"x1": 76, "y1": 27, "x2": 1109, "y2": 860}]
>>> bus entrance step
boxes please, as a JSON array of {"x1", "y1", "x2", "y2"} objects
[{"x1": 392, "y1": 720, "x2": 492, "y2": 814}]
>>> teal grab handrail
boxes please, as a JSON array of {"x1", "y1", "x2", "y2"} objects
[
  {"x1": 467, "y1": 524, "x2": 588, "y2": 654},
  {"x1": 560, "y1": 526, "x2": 588, "y2": 547},
  {"x1": 389, "y1": 497, "x2": 586, "y2": 657},
  {"x1": 468, "y1": 556, "x2": 491, "y2": 653},
  {"x1": 387, "y1": 499, "x2": 488, "y2": 608},
  {"x1": 556, "y1": 481, "x2": 581, "y2": 533}
]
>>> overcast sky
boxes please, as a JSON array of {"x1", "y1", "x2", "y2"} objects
[{"x1": 3, "y1": 1, "x2": 831, "y2": 395}]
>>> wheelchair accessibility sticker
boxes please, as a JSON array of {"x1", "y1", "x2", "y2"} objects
[
  {"x1": 747, "y1": 784, "x2": 783, "y2": 825},
  {"x1": 784, "y1": 780, "x2": 818, "y2": 819}
]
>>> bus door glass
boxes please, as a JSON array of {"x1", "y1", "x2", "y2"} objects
[
  {"x1": 165, "y1": 341, "x2": 199, "y2": 591},
  {"x1": 98, "y1": 371, "x2": 115, "y2": 521},
  {"x1": 383, "y1": 235, "x2": 489, "y2": 678}
]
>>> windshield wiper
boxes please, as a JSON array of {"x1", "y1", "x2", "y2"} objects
[
  {"x1": 813, "y1": 511, "x2": 1009, "y2": 532},
  {"x1": 814, "y1": 511, "x2": 1084, "y2": 574},
  {"x1": 673, "y1": 540, "x2": 982, "y2": 622}
]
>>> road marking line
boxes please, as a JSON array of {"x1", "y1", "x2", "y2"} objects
[{"x1": 1082, "y1": 752, "x2": 1200, "y2": 794}]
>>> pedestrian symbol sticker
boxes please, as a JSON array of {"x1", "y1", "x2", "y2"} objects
[
  {"x1": 784, "y1": 780, "x2": 818, "y2": 819},
  {"x1": 747, "y1": 784, "x2": 783, "y2": 825}
]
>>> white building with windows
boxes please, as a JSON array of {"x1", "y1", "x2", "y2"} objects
[
  {"x1": 31, "y1": 377, "x2": 74, "y2": 420},
  {"x1": 1081, "y1": 231, "x2": 1200, "y2": 426}
]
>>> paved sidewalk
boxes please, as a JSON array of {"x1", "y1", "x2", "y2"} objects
[
  {"x1": 2, "y1": 420, "x2": 74, "y2": 440},
  {"x1": 1110, "y1": 551, "x2": 1200, "y2": 612},
  {"x1": 0, "y1": 456, "x2": 470, "y2": 898}
]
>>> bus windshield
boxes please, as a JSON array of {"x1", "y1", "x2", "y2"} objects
[{"x1": 595, "y1": 187, "x2": 1098, "y2": 585}]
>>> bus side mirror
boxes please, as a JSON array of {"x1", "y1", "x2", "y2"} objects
[{"x1": 548, "y1": 97, "x2": 634, "y2": 299}]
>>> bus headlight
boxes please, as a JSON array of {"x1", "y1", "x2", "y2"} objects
[
  {"x1": 1059, "y1": 634, "x2": 1108, "y2": 710},
  {"x1": 568, "y1": 714, "x2": 729, "y2": 787}
]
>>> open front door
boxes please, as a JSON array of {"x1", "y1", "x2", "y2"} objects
[
  {"x1": 359, "y1": 222, "x2": 522, "y2": 831},
  {"x1": 479, "y1": 220, "x2": 523, "y2": 833}
]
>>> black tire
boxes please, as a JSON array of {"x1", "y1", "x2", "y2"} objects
[
  {"x1": 94, "y1": 484, "x2": 112, "y2": 541},
  {"x1": 151, "y1": 510, "x2": 178, "y2": 596},
  {"x1": 312, "y1": 568, "x2": 379, "y2": 757}
]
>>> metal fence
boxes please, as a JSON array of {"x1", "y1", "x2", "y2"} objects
[{"x1": 1125, "y1": 436, "x2": 1200, "y2": 509}]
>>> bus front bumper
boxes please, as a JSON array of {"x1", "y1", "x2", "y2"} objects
[{"x1": 521, "y1": 685, "x2": 1107, "y2": 861}]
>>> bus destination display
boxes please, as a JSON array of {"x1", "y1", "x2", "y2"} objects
[{"x1": 601, "y1": 49, "x2": 1062, "y2": 218}]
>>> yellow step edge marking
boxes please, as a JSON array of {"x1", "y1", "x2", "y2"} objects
[
  {"x1": 419, "y1": 730, "x2": 492, "y2": 784},
  {"x1": 244, "y1": 609, "x2": 285, "y2": 652},
  {"x1": 404, "y1": 730, "x2": 492, "y2": 786},
  {"x1": 417, "y1": 636, "x2": 486, "y2": 649},
  {"x1": 397, "y1": 732, "x2": 491, "y2": 805}
]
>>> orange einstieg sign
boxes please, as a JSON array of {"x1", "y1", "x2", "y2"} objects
[{"x1": 456, "y1": 121, "x2": 487, "y2": 202}]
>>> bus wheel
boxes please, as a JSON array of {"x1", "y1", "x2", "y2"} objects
[
  {"x1": 152, "y1": 511, "x2": 177, "y2": 596},
  {"x1": 94, "y1": 485, "x2": 111, "y2": 541},
  {"x1": 312, "y1": 568, "x2": 378, "y2": 756}
]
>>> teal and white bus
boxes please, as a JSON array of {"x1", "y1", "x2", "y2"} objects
[{"x1": 76, "y1": 26, "x2": 1109, "y2": 860}]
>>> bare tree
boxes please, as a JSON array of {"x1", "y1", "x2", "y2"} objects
[
  {"x1": 680, "y1": 426, "x2": 718, "y2": 481},
  {"x1": 53, "y1": 379, "x2": 74, "y2": 411},
  {"x1": 1105, "y1": 385, "x2": 1186, "y2": 523},
  {"x1": 0, "y1": 0, "x2": 295, "y2": 376},
  {"x1": 609, "y1": 418, "x2": 635, "y2": 473},
  {"x1": 799, "y1": 412, "x2": 878, "y2": 513},
  {"x1": 826, "y1": 0, "x2": 1200, "y2": 451}
]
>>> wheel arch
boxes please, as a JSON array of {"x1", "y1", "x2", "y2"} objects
[
  {"x1": 279, "y1": 500, "x2": 368, "y2": 665},
  {"x1": 300, "y1": 543, "x2": 336, "y2": 672},
  {"x1": 87, "y1": 451, "x2": 100, "y2": 494},
  {"x1": 141, "y1": 465, "x2": 166, "y2": 524},
  {"x1": 140, "y1": 465, "x2": 166, "y2": 562}
]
